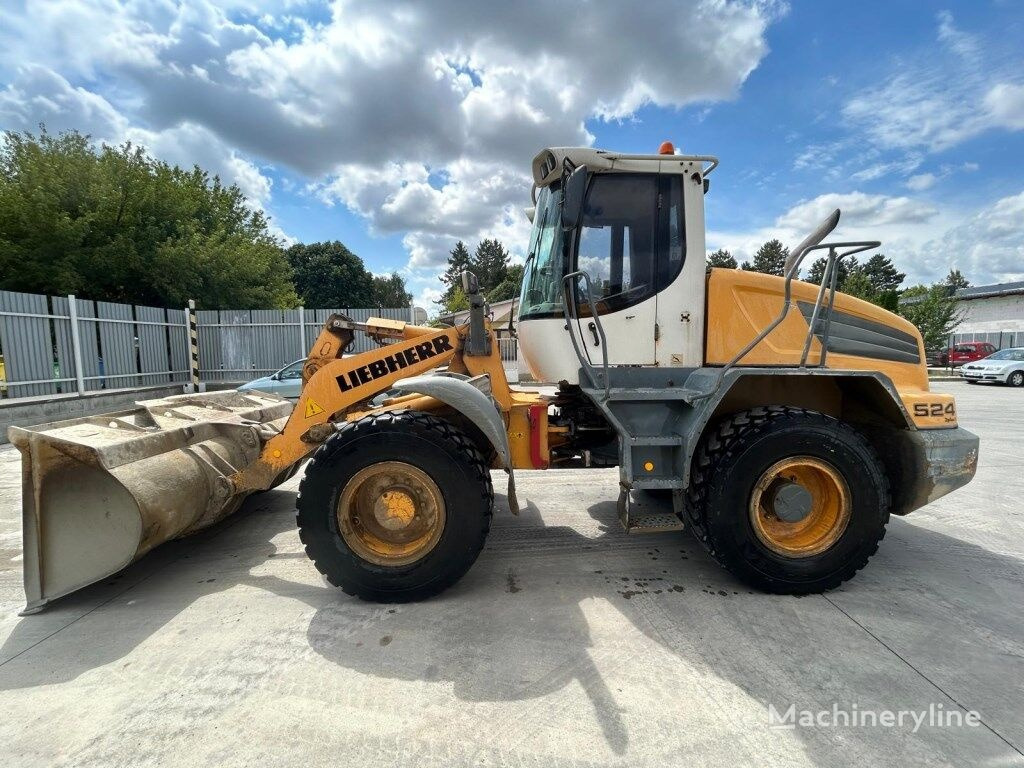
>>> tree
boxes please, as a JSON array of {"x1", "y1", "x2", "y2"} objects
[
  {"x1": 741, "y1": 239, "x2": 788, "y2": 276},
  {"x1": 804, "y1": 253, "x2": 905, "y2": 311},
  {"x1": 285, "y1": 241, "x2": 374, "y2": 308},
  {"x1": 706, "y1": 248, "x2": 738, "y2": 269},
  {"x1": 805, "y1": 256, "x2": 855, "y2": 288},
  {"x1": 473, "y1": 238, "x2": 510, "y2": 289},
  {"x1": 371, "y1": 272, "x2": 413, "y2": 307},
  {"x1": 438, "y1": 241, "x2": 473, "y2": 309},
  {"x1": 839, "y1": 269, "x2": 877, "y2": 303},
  {"x1": 0, "y1": 128, "x2": 297, "y2": 308},
  {"x1": 860, "y1": 254, "x2": 905, "y2": 310},
  {"x1": 488, "y1": 263, "x2": 524, "y2": 302},
  {"x1": 944, "y1": 268, "x2": 970, "y2": 294},
  {"x1": 898, "y1": 283, "x2": 964, "y2": 356}
]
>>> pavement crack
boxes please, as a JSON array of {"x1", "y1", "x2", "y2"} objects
[{"x1": 821, "y1": 593, "x2": 1023, "y2": 758}]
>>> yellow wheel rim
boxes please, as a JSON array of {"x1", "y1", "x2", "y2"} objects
[
  {"x1": 749, "y1": 456, "x2": 851, "y2": 558},
  {"x1": 337, "y1": 461, "x2": 445, "y2": 566}
]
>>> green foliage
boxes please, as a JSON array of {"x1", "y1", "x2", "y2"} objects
[
  {"x1": 438, "y1": 241, "x2": 473, "y2": 309},
  {"x1": 944, "y1": 268, "x2": 970, "y2": 294},
  {"x1": 489, "y1": 263, "x2": 524, "y2": 302},
  {"x1": 706, "y1": 248, "x2": 738, "y2": 269},
  {"x1": 371, "y1": 272, "x2": 413, "y2": 307},
  {"x1": 741, "y1": 239, "x2": 788, "y2": 276},
  {"x1": 286, "y1": 241, "x2": 375, "y2": 308},
  {"x1": 805, "y1": 253, "x2": 905, "y2": 311},
  {"x1": 805, "y1": 256, "x2": 854, "y2": 288},
  {"x1": 473, "y1": 238, "x2": 510, "y2": 288},
  {"x1": 898, "y1": 283, "x2": 964, "y2": 355},
  {"x1": 0, "y1": 128, "x2": 297, "y2": 309},
  {"x1": 437, "y1": 237, "x2": 514, "y2": 312},
  {"x1": 445, "y1": 286, "x2": 470, "y2": 313}
]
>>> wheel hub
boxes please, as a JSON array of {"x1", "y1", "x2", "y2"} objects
[
  {"x1": 337, "y1": 461, "x2": 445, "y2": 566},
  {"x1": 749, "y1": 456, "x2": 851, "y2": 558}
]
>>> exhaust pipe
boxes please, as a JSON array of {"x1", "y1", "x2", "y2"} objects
[{"x1": 8, "y1": 390, "x2": 294, "y2": 614}]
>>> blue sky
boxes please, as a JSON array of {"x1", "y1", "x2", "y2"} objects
[{"x1": 2, "y1": 1, "x2": 1023, "y2": 307}]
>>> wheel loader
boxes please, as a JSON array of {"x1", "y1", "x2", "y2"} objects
[{"x1": 9, "y1": 142, "x2": 979, "y2": 613}]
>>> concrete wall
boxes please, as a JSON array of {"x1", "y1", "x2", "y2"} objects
[{"x1": 955, "y1": 293, "x2": 1024, "y2": 334}]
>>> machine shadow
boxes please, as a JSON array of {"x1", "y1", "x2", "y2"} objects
[
  {"x1": 255, "y1": 496, "x2": 1023, "y2": 762},
  {"x1": 2, "y1": 489, "x2": 1020, "y2": 762},
  {"x1": 0, "y1": 488, "x2": 299, "y2": 690}
]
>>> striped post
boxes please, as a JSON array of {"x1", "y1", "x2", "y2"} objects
[{"x1": 188, "y1": 299, "x2": 200, "y2": 391}]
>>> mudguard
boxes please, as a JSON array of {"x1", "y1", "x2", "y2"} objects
[{"x1": 391, "y1": 374, "x2": 519, "y2": 513}]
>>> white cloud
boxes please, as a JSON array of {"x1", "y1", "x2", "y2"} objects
[
  {"x1": 708, "y1": 191, "x2": 945, "y2": 283},
  {"x1": 905, "y1": 173, "x2": 937, "y2": 192},
  {"x1": 984, "y1": 82, "x2": 1024, "y2": 131},
  {"x1": 0, "y1": 65, "x2": 126, "y2": 139},
  {"x1": 0, "y1": 0, "x2": 784, "y2": 307},
  {"x1": 918, "y1": 191, "x2": 1024, "y2": 284},
  {"x1": 842, "y1": 12, "x2": 1024, "y2": 154},
  {"x1": 710, "y1": 187, "x2": 1024, "y2": 288}
]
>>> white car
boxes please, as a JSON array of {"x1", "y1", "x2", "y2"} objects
[
  {"x1": 237, "y1": 359, "x2": 306, "y2": 399},
  {"x1": 959, "y1": 347, "x2": 1024, "y2": 387}
]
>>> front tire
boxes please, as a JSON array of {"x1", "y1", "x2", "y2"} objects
[
  {"x1": 1008, "y1": 370, "x2": 1024, "y2": 388},
  {"x1": 297, "y1": 410, "x2": 493, "y2": 602},
  {"x1": 686, "y1": 407, "x2": 890, "y2": 594}
]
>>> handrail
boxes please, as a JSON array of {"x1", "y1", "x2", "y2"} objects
[
  {"x1": 690, "y1": 238, "x2": 881, "y2": 401},
  {"x1": 797, "y1": 241, "x2": 880, "y2": 367},
  {"x1": 561, "y1": 270, "x2": 610, "y2": 399}
]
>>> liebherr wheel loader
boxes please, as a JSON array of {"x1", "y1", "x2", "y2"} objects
[{"x1": 9, "y1": 143, "x2": 979, "y2": 613}]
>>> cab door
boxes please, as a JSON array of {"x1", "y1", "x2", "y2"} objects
[
  {"x1": 572, "y1": 173, "x2": 659, "y2": 366},
  {"x1": 653, "y1": 162, "x2": 707, "y2": 369}
]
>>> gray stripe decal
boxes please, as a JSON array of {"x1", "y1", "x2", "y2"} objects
[{"x1": 797, "y1": 301, "x2": 921, "y2": 364}]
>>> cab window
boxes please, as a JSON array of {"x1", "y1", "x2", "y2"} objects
[{"x1": 574, "y1": 173, "x2": 685, "y2": 315}]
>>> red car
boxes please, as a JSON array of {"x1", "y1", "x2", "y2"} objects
[{"x1": 944, "y1": 342, "x2": 997, "y2": 367}]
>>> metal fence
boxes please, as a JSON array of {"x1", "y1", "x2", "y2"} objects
[
  {"x1": 197, "y1": 307, "x2": 417, "y2": 381},
  {"x1": 0, "y1": 289, "x2": 421, "y2": 400},
  {"x1": 949, "y1": 330, "x2": 1024, "y2": 350},
  {"x1": 0, "y1": 290, "x2": 190, "y2": 398}
]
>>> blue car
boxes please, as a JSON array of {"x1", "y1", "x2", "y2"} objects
[{"x1": 238, "y1": 359, "x2": 305, "y2": 400}]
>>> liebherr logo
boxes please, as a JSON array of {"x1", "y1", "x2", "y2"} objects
[{"x1": 336, "y1": 335, "x2": 454, "y2": 393}]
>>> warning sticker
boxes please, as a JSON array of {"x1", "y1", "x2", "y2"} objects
[{"x1": 304, "y1": 398, "x2": 325, "y2": 419}]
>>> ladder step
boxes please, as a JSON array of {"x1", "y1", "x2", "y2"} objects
[
  {"x1": 617, "y1": 488, "x2": 687, "y2": 534},
  {"x1": 631, "y1": 478, "x2": 684, "y2": 489},
  {"x1": 582, "y1": 387, "x2": 703, "y2": 402},
  {"x1": 622, "y1": 512, "x2": 686, "y2": 535},
  {"x1": 627, "y1": 435, "x2": 681, "y2": 446}
]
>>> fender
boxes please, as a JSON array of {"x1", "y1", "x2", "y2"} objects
[
  {"x1": 678, "y1": 367, "x2": 916, "y2": 487},
  {"x1": 391, "y1": 373, "x2": 519, "y2": 514}
]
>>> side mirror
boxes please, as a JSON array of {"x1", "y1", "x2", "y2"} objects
[
  {"x1": 270, "y1": 373, "x2": 280, "y2": 381},
  {"x1": 461, "y1": 270, "x2": 480, "y2": 295},
  {"x1": 561, "y1": 164, "x2": 588, "y2": 229}
]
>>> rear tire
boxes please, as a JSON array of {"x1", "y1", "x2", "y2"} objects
[
  {"x1": 686, "y1": 407, "x2": 889, "y2": 594},
  {"x1": 297, "y1": 410, "x2": 493, "y2": 602}
]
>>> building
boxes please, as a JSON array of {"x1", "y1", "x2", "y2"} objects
[
  {"x1": 437, "y1": 297, "x2": 522, "y2": 380},
  {"x1": 949, "y1": 281, "x2": 1024, "y2": 349}
]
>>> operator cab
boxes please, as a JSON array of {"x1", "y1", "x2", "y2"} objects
[{"x1": 517, "y1": 143, "x2": 718, "y2": 384}]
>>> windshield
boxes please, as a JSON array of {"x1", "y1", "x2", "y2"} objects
[
  {"x1": 518, "y1": 185, "x2": 565, "y2": 319},
  {"x1": 987, "y1": 348, "x2": 1024, "y2": 361}
]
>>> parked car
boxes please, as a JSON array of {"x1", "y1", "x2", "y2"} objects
[
  {"x1": 944, "y1": 341, "x2": 997, "y2": 367},
  {"x1": 959, "y1": 347, "x2": 1024, "y2": 387},
  {"x1": 238, "y1": 359, "x2": 305, "y2": 399}
]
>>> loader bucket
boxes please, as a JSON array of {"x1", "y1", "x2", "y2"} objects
[{"x1": 8, "y1": 390, "x2": 295, "y2": 614}]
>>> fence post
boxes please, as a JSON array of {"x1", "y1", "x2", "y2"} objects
[
  {"x1": 298, "y1": 306, "x2": 306, "y2": 357},
  {"x1": 67, "y1": 294, "x2": 86, "y2": 396},
  {"x1": 187, "y1": 299, "x2": 202, "y2": 393}
]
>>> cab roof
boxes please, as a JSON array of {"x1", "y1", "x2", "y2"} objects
[{"x1": 532, "y1": 146, "x2": 718, "y2": 188}]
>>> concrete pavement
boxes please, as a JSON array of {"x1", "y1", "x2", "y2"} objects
[{"x1": 0, "y1": 381, "x2": 1022, "y2": 766}]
